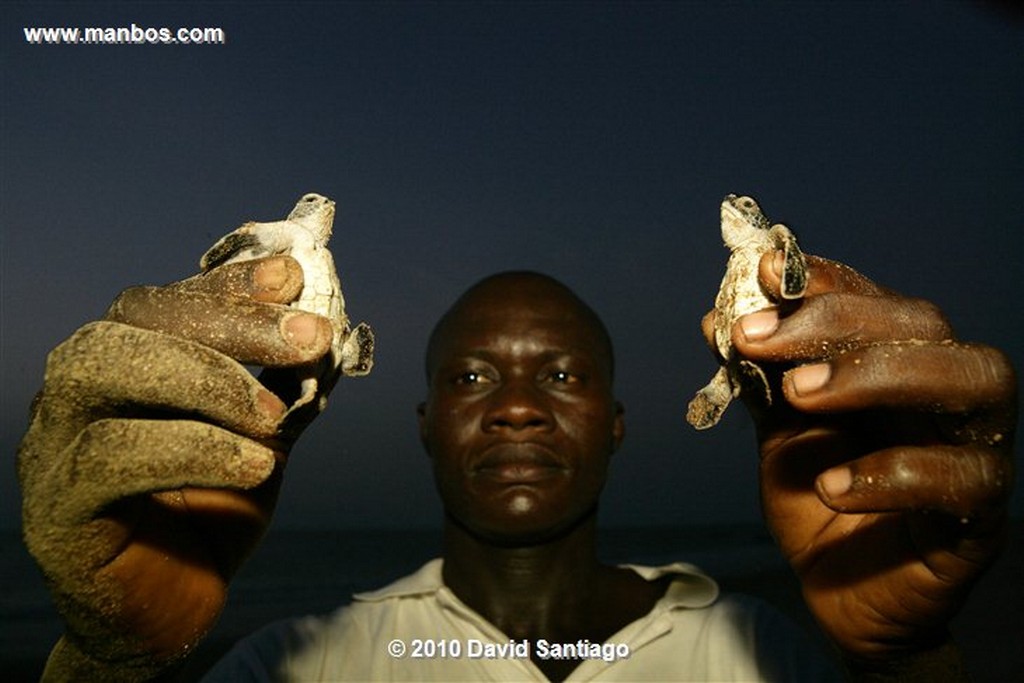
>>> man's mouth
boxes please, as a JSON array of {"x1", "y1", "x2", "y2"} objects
[{"x1": 473, "y1": 442, "x2": 566, "y2": 483}]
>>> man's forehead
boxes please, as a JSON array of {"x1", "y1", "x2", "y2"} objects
[
  {"x1": 436, "y1": 297, "x2": 598, "y2": 349},
  {"x1": 444, "y1": 316, "x2": 598, "y2": 354},
  {"x1": 452, "y1": 292, "x2": 590, "y2": 325},
  {"x1": 454, "y1": 272, "x2": 582, "y2": 309},
  {"x1": 440, "y1": 274, "x2": 598, "y2": 337},
  {"x1": 425, "y1": 271, "x2": 615, "y2": 377}
]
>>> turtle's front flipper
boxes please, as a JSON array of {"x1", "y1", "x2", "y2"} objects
[
  {"x1": 687, "y1": 366, "x2": 734, "y2": 430},
  {"x1": 768, "y1": 223, "x2": 807, "y2": 300}
]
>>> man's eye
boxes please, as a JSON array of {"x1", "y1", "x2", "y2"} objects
[
  {"x1": 548, "y1": 370, "x2": 578, "y2": 384},
  {"x1": 455, "y1": 371, "x2": 486, "y2": 385}
]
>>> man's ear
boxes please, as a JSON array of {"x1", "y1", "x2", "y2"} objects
[
  {"x1": 417, "y1": 401, "x2": 429, "y2": 453},
  {"x1": 611, "y1": 400, "x2": 625, "y2": 453}
]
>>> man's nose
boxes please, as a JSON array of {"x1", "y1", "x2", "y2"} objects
[{"x1": 483, "y1": 381, "x2": 554, "y2": 432}]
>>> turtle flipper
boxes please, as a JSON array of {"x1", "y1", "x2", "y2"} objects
[
  {"x1": 768, "y1": 223, "x2": 807, "y2": 300},
  {"x1": 736, "y1": 359, "x2": 772, "y2": 408},
  {"x1": 340, "y1": 322, "x2": 375, "y2": 376},
  {"x1": 200, "y1": 226, "x2": 266, "y2": 271},
  {"x1": 686, "y1": 365, "x2": 734, "y2": 429}
]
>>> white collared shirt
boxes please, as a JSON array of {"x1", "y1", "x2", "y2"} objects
[{"x1": 202, "y1": 559, "x2": 839, "y2": 681}]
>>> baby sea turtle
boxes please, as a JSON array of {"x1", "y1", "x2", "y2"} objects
[
  {"x1": 201, "y1": 193, "x2": 374, "y2": 413},
  {"x1": 686, "y1": 194, "x2": 807, "y2": 429}
]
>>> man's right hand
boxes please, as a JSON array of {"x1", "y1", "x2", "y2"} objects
[{"x1": 17, "y1": 256, "x2": 334, "y2": 681}]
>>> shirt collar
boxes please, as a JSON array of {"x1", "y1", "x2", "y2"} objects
[
  {"x1": 353, "y1": 557, "x2": 719, "y2": 610},
  {"x1": 352, "y1": 558, "x2": 445, "y2": 601}
]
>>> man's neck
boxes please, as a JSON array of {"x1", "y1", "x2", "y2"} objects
[
  {"x1": 440, "y1": 514, "x2": 669, "y2": 681},
  {"x1": 441, "y1": 514, "x2": 605, "y2": 642}
]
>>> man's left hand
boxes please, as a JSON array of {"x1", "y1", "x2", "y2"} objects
[{"x1": 708, "y1": 252, "x2": 1017, "y2": 661}]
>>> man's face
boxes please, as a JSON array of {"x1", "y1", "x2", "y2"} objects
[{"x1": 419, "y1": 274, "x2": 624, "y2": 544}]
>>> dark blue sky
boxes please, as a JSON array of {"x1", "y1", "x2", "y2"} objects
[{"x1": 2, "y1": 2, "x2": 1021, "y2": 530}]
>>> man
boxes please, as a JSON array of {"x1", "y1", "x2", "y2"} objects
[{"x1": 18, "y1": 250, "x2": 1016, "y2": 681}]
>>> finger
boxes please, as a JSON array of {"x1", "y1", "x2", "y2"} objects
[
  {"x1": 42, "y1": 322, "x2": 287, "y2": 438},
  {"x1": 172, "y1": 255, "x2": 304, "y2": 304},
  {"x1": 815, "y1": 445, "x2": 1012, "y2": 519},
  {"x1": 48, "y1": 418, "x2": 280, "y2": 527},
  {"x1": 781, "y1": 342, "x2": 1016, "y2": 419},
  {"x1": 105, "y1": 287, "x2": 332, "y2": 366},
  {"x1": 734, "y1": 293, "x2": 953, "y2": 361},
  {"x1": 698, "y1": 309, "x2": 725, "y2": 361}
]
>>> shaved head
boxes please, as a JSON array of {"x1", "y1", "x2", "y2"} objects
[{"x1": 425, "y1": 271, "x2": 615, "y2": 384}]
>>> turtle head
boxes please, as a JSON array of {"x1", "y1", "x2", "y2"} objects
[
  {"x1": 720, "y1": 194, "x2": 769, "y2": 248},
  {"x1": 288, "y1": 193, "x2": 335, "y2": 239}
]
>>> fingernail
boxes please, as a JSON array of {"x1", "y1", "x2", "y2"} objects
[
  {"x1": 281, "y1": 313, "x2": 324, "y2": 349},
  {"x1": 790, "y1": 362, "x2": 831, "y2": 395},
  {"x1": 235, "y1": 441, "x2": 277, "y2": 486},
  {"x1": 819, "y1": 467, "x2": 852, "y2": 498},
  {"x1": 739, "y1": 310, "x2": 779, "y2": 341},
  {"x1": 254, "y1": 259, "x2": 290, "y2": 291},
  {"x1": 257, "y1": 388, "x2": 286, "y2": 419},
  {"x1": 772, "y1": 251, "x2": 785, "y2": 278}
]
